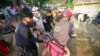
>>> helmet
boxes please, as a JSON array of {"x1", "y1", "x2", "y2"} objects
[{"x1": 61, "y1": 10, "x2": 72, "y2": 17}]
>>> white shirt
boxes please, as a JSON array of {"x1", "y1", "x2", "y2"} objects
[{"x1": 33, "y1": 16, "x2": 44, "y2": 30}]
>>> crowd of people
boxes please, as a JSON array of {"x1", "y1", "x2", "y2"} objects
[{"x1": 0, "y1": 3, "x2": 76, "y2": 56}]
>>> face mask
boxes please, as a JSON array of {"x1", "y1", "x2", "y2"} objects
[
  {"x1": 27, "y1": 21, "x2": 36, "y2": 27},
  {"x1": 27, "y1": 22, "x2": 33, "y2": 27}
]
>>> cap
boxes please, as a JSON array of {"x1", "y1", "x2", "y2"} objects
[
  {"x1": 21, "y1": 12, "x2": 33, "y2": 19},
  {"x1": 61, "y1": 9, "x2": 72, "y2": 17}
]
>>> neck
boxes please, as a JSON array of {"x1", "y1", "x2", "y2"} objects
[{"x1": 62, "y1": 17, "x2": 70, "y2": 21}]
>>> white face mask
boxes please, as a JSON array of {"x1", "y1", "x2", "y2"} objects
[
  {"x1": 33, "y1": 16, "x2": 38, "y2": 20},
  {"x1": 38, "y1": 13, "x2": 41, "y2": 17}
]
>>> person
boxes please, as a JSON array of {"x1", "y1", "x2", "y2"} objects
[
  {"x1": 15, "y1": 12, "x2": 43, "y2": 56},
  {"x1": 55, "y1": 11, "x2": 62, "y2": 22},
  {"x1": 95, "y1": 12, "x2": 100, "y2": 24},
  {"x1": 2, "y1": 6, "x2": 10, "y2": 23},
  {"x1": 53, "y1": 9, "x2": 76, "y2": 56},
  {"x1": 52, "y1": 7, "x2": 58, "y2": 19},
  {"x1": 22, "y1": 4, "x2": 32, "y2": 15},
  {"x1": 32, "y1": 5, "x2": 39, "y2": 12},
  {"x1": 16, "y1": 5, "x2": 23, "y2": 21},
  {"x1": 32, "y1": 11, "x2": 44, "y2": 38},
  {"x1": 43, "y1": 9, "x2": 53, "y2": 32},
  {"x1": 0, "y1": 14, "x2": 15, "y2": 56},
  {"x1": 33, "y1": 11, "x2": 44, "y2": 31},
  {"x1": 78, "y1": 14, "x2": 88, "y2": 23},
  {"x1": 9, "y1": 5, "x2": 17, "y2": 22},
  {"x1": 0, "y1": 13, "x2": 15, "y2": 34}
]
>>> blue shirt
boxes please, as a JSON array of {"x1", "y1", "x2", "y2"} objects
[{"x1": 15, "y1": 21, "x2": 35, "y2": 47}]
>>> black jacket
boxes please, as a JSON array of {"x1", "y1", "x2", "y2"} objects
[{"x1": 0, "y1": 23, "x2": 15, "y2": 34}]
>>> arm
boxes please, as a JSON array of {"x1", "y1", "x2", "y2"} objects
[
  {"x1": 30, "y1": 29, "x2": 43, "y2": 43},
  {"x1": 19, "y1": 26, "x2": 43, "y2": 43},
  {"x1": 0, "y1": 24, "x2": 15, "y2": 34},
  {"x1": 70, "y1": 22, "x2": 77, "y2": 37}
]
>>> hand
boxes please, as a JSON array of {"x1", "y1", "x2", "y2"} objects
[{"x1": 71, "y1": 33, "x2": 77, "y2": 37}]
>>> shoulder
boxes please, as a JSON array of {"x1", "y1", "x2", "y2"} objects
[
  {"x1": 17, "y1": 22, "x2": 25, "y2": 30},
  {"x1": 15, "y1": 22, "x2": 27, "y2": 33}
]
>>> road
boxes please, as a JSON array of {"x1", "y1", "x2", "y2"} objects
[{"x1": 68, "y1": 16, "x2": 100, "y2": 56}]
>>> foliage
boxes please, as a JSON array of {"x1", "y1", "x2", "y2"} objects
[
  {"x1": 65, "y1": 0, "x2": 74, "y2": 9},
  {"x1": 0, "y1": 0, "x2": 13, "y2": 7},
  {"x1": 26, "y1": 0, "x2": 50, "y2": 8},
  {"x1": 0, "y1": 52, "x2": 4, "y2": 56}
]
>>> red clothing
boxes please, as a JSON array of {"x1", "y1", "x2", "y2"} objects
[{"x1": 0, "y1": 41, "x2": 11, "y2": 55}]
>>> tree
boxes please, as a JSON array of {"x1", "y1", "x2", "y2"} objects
[
  {"x1": 40, "y1": 0, "x2": 50, "y2": 8},
  {"x1": 66, "y1": 0, "x2": 73, "y2": 8},
  {"x1": 26, "y1": 0, "x2": 50, "y2": 8},
  {"x1": 0, "y1": 0, "x2": 13, "y2": 7}
]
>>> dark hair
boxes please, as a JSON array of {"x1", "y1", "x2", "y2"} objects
[
  {"x1": 46, "y1": 9, "x2": 51, "y2": 13},
  {"x1": 0, "y1": 14, "x2": 4, "y2": 20},
  {"x1": 21, "y1": 12, "x2": 33, "y2": 19}
]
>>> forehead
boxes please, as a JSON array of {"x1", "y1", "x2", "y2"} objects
[{"x1": 24, "y1": 17, "x2": 32, "y2": 20}]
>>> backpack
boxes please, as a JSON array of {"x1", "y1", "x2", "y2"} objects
[{"x1": 45, "y1": 39, "x2": 65, "y2": 56}]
